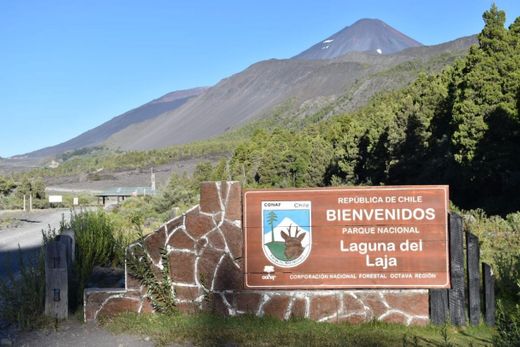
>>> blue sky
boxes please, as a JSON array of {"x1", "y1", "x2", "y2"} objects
[{"x1": 1, "y1": 1, "x2": 519, "y2": 157}]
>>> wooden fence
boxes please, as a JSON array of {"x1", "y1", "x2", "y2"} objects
[{"x1": 430, "y1": 213, "x2": 496, "y2": 326}]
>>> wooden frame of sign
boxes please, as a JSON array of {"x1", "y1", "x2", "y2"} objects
[{"x1": 243, "y1": 185, "x2": 450, "y2": 289}]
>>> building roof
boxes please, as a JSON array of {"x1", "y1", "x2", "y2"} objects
[{"x1": 95, "y1": 187, "x2": 157, "y2": 197}]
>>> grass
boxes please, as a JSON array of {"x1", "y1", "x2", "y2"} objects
[{"x1": 103, "y1": 312, "x2": 495, "y2": 347}]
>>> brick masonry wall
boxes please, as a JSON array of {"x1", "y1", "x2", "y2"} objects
[{"x1": 84, "y1": 181, "x2": 429, "y2": 325}]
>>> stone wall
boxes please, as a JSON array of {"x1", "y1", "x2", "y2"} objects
[{"x1": 84, "y1": 181, "x2": 429, "y2": 325}]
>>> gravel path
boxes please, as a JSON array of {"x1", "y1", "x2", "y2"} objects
[
  {"x1": 0, "y1": 209, "x2": 69, "y2": 249},
  {"x1": 8, "y1": 319, "x2": 157, "y2": 347},
  {"x1": 0, "y1": 209, "x2": 70, "y2": 280}
]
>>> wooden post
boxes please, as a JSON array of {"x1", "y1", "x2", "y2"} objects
[
  {"x1": 466, "y1": 232, "x2": 481, "y2": 325},
  {"x1": 430, "y1": 289, "x2": 449, "y2": 325},
  {"x1": 483, "y1": 263, "x2": 496, "y2": 326},
  {"x1": 61, "y1": 230, "x2": 75, "y2": 263},
  {"x1": 45, "y1": 240, "x2": 68, "y2": 319},
  {"x1": 448, "y1": 212, "x2": 466, "y2": 326},
  {"x1": 23, "y1": 195, "x2": 26, "y2": 211},
  {"x1": 29, "y1": 193, "x2": 32, "y2": 212},
  {"x1": 56, "y1": 231, "x2": 75, "y2": 268}
]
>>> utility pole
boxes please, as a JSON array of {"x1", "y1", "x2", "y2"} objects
[
  {"x1": 23, "y1": 194, "x2": 26, "y2": 211},
  {"x1": 29, "y1": 193, "x2": 33, "y2": 212},
  {"x1": 151, "y1": 167, "x2": 156, "y2": 191}
]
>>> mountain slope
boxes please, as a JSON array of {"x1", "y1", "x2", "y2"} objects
[
  {"x1": 25, "y1": 87, "x2": 206, "y2": 158},
  {"x1": 293, "y1": 19, "x2": 422, "y2": 60},
  {"x1": 105, "y1": 59, "x2": 368, "y2": 150},
  {"x1": 24, "y1": 20, "x2": 475, "y2": 158},
  {"x1": 104, "y1": 35, "x2": 476, "y2": 151}
]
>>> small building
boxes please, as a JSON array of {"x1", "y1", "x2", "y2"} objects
[{"x1": 95, "y1": 187, "x2": 157, "y2": 205}]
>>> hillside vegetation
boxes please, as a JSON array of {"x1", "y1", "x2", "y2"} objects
[{"x1": 19, "y1": 139, "x2": 239, "y2": 178}]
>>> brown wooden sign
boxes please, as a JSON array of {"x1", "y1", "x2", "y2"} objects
[{"x1": 244, "y1": 185, "x2": 450, "y2": 289}]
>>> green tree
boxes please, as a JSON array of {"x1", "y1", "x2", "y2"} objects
[
  {"x1": 0, "y1": 176, "x2": 16, "y2": 196},
  {"x1": 451, "y1": 5, "x2": 517, "y2": 165},
  {"x1": 153, "y1": 173, "x2": 197, "y2": 214},
  {"x1": 267, "y1": 211, "x2": 278, "y2": 243},
  {"x1": 193, "y1": 161, "x2": 214, "y2": 184}
]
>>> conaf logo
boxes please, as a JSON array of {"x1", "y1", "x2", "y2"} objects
[{"x1": 261, "y1": 201, "x2": 312, "y2": 268}]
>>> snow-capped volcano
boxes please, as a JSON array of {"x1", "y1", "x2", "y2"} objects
[{"x1": 293, "y1": 18, "x2": 422, "y2": 60}]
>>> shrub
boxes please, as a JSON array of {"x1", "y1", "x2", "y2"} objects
[
  {"x1": 67, "y1": 210, "x2": 118, "y2": 304},
  {"x1": 462, "y1": 209, "x2": 520, "y2": 302},
  {"x1": 126, "y1": 242, "x2": 176, "y2": 314},
  {"x1": 494, "y1": 300, "x2": 520, "y2": 346},
  {"x1": 65, "y1": 209, "x2": 140, "y2": 307},
  {"x1": 111, "y1": 196, "x2": 162, "y2": 233},
  {"x1": 495, "y1": 252, "x2": 520, "y2": 302}
]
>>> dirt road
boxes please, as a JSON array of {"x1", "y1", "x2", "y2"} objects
[
  {"x1": 13, "y1": 319, "x2": 157, "y2": 347},
  {"x1": 0, "y1": 209, "x2": 71, "y2": 279}
]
